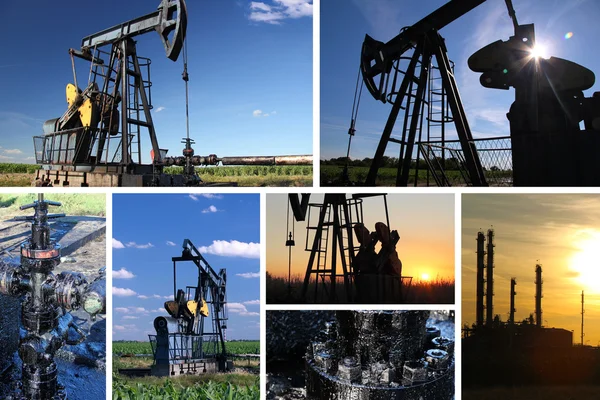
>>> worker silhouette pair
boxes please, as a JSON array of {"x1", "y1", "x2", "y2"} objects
[{"x1": 353, "y1": 222, "x2": 402, "y2": 277}]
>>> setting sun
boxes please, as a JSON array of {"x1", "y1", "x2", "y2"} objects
[
  {"x1": 421, "y1": 273, "x2": 430, "y2": 281},
  {"x1": 570, "y1": 231, "x2": 600, "y2": 293}
]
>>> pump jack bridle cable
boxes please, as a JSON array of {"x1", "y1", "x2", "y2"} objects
[{"x1": 344, "y1": 67, "x2": 364, "y2": 179}]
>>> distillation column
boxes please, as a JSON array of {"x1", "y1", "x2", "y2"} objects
[
  {"x1": 535, "y1": 264, "x2": 543, "y2": 327},
  {"x1": 476, "y1": 232, "x2": 485, "y2": 328},
  {"x1": 485, "y1": 229, "x2": 494, "y2": 326},
  {"x1": 509, "y1": 278, "x2": 516, "y2": 324}
]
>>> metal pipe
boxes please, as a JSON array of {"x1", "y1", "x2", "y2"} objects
[{"x1": 163, "y1": 154, "x2": 312, "y2": 166}]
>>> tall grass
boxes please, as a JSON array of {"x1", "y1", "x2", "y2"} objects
[
  {"x1": 0, "y1": 193, "x2": 105, "y2": 216},
  {"x1": 266, "y1": 272, "x2": 454, "y2": 304}
]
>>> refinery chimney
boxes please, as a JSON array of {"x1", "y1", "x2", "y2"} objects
[
  {"x1": 535, "y1": 264, "x2": 543, "y2": 327},
  {"x1": 581, "y1": 290, "x2": 585, "y2": 346},
  {"x1": 509, "y1": 278, "x2": 516, "y2": 324},
  {"x1": 476, "y1": 231, "x2": 485, "y2": 328},
  {"x1": 486, "y1": 229, "x2": 495, "y2": 326}
]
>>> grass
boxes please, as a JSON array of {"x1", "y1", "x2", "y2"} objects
[
  {"x1": 463, "y1": 386, "x2": 600, "y2": 400},
  {"x1": 0, "y1": 163, "x2": 312, "y2": 187},
  {"x1": 266, "y1": 272, "x2": 454, "y2": 304},
  {"x1": 0, "y1": 193, "x2": 105, "y2": 217},
  {"x1": 113, "y1": 341, "x2": 260, "y2": 356}
]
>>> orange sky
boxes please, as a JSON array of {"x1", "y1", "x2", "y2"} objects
[
  {"x1": 267, "y1": 193, "x2": 454, "y2": 282},
  {"x1": 462, "y1": 194, "x2": 600, "y2": 346}
]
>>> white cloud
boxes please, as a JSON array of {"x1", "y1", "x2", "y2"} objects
[
  {"x1": 115, "y1": 306, "x2": 148, "y2": 314},
  {"x1": 228, "y1": 302, "x2": 260, "y2": 316},
  {"x1": 244, "y1": 299, "x2": 260, "y2": 305},
  {"x1": 114, "y1": 324, "x2": 137, "y2": 331},
  {"x1": 122, "y1": 316, "x2": 139, "y2": 320},
  {"x1": 201, "y1": 205, "x2": 219, "y2": 214},
  {"x1": 199, "y1": 240, "x2": 260, "y2": 258},
  {"x1": 113, "y1": 268, "x2": 135, "y2": 279},
  {"x1": 252, "y1": 109, "x2": 275, "y2": 117},
  {"x1": 166, "y1": 240, "x2": 177, "y2": 246},
  {"x1": 236, "y1": 272, "x2": 260, "y2": 279},
  {"x1": 163, "y1": 295, "x2": 173, "y2": 299},
  {"x1": 190, "y1": 193, "x2": 224, "y2": 200},
  {"x1": 155, "y1": 106, "x2": 166, "y2": 113},
  {"x1": 112, "y1": 238, "x2": 125, "y2": 249},
  {"x1": 249, "y1": 0, "x2": 312, "y2": 24},
  {"x1": 113, "y1": 287, "x2": 137, "y2": 297},
  {"x1": 125, "y1": 242, "x2": 154, "y2": 249},
  {"x1": 3, "y1": 149, "x2": 22, "y2": 154},
  {"x1": 138, "y1": 294, "x2": 163, "y2": 300},
  {"x1": 137, "y1": 295, "x2": 149, "y2": 299}
]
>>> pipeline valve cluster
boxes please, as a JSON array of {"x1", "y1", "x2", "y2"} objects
[{"x1": 0, "y1": 195, "x2": 106, "y2": 400}]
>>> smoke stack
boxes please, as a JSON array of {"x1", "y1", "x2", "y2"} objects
[
  {"x1": 509, "y1": 278, "x2": 516, "y2": 324},
  {"x1": 581, "y1": 290, "x2": 585, "y2": 346},
  {"x1": 486, "y1": 229, "x2": 495, "y2": 326},
  {"x1": 476, "y1": 231, "x2": 486, "y2": 328},
  {"x1": 535, "y1": 264, "x2": 543, "y2": 327}
]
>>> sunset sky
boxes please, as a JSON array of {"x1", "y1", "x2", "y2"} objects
[
  {"x1": 267, "y1": 193, "x2": 454, "y2": 282},
  {"x1": 462, "y1": 194, "x2": 600, "y2": 346}
]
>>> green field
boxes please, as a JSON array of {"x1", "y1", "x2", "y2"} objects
[
  {"x1": 113, "y1": 341, "x2": 260, "y2": 356},
  {"x1": 320, "y1": 164, "x2": 464, "y2": 186},
  {"x1": 113, "y1": 374, "x2": 259, "y2": 400},
  {"x1": 0, "y1": 163, "x2": 312, "y2": 187},
  {"x1": 0, "y1": 193, "x2": 106, "y2": 217},
  {"x1": 113, "y1": 340, "x2": 260, "y2": 399}
]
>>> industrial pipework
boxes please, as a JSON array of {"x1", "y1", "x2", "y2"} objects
[
  {"x1": 305, "y1": 311, "x2": 454, "y2": 399},
  {"x1": 0, "y1": 195, "x2": 106, "y2": 399}
]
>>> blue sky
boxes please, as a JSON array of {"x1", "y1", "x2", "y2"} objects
[
  {"x1": 320, "y1": 0, "x2": 600, "y2": 160},
  {"x1": 0, "y1": 0, "x2": 312, "y2": 164},
  {"x1": 112, "y1": 193, "x2": 260, "y2": 341}
]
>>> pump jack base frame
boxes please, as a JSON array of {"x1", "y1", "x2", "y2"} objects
[{"x1": 34, "y1": 167, "x2": 237, "y2": 187}]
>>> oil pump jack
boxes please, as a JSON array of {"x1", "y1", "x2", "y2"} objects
[
  {"x1": 286, "y1": 194, "x2": 410, "y2": 303},
  {"x1": 149, "y1": 239, "x2": 230, "y2": 376},
  {"x1": 34, "y1": 0, "x2": 311, "y2": 187},
  {"x1": 343, "y1": 0, "x2": 600, "y2": 186}
]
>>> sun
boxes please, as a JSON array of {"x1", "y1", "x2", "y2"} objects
[
  {"x1": 529, "y1": 43, "x2": 549, "y2": 59},
  {"x1": 570, "y1": 233, "x2": 600, "y2": 293},
  {"x1": 421, "y1": 273, "x2": 430, "y2": 281}
]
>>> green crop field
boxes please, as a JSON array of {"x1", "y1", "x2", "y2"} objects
[
  {"x1": 113, "y1": 341, "x2": 259, "y2": 356},
  {"x1": 0, "y1": 163, "x2": 312, "y2": 187},
  {"x1": 113, "y1": 375, "x2": 259, "y2": 400}
]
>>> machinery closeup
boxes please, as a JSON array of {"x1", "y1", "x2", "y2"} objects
[
  {"x1": 305, "y1": 311, "x2": 455, "y2": 400},
  {"x1": 0, "y1": 195, "x2": 106, "y2": 399},
  {"x1": 148, "y1": 239, "x2": 230, "y2": 376},
  {"x1": 338, "y1": 0, "x2": 600, "y2": 187},
  {"x1": 33, "y1": 0, "x2": 311, "y2": 187}
]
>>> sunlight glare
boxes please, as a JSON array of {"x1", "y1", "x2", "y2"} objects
[
  {"x1": 529, "y1": 43, "x2": 549, "y2": 59},
  {"x1": 421, "y1": 273, "x2": 430, "y2": 281},
  {"x1": 570, "y1": 232, "x2": 600, "y2": 293}
]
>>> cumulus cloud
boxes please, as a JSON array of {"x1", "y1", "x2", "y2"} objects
[
  {"x1": 249, "y1": 0, "x2": 313, "y2": 24},
  {"x1": 3, "y1": 149, "x2": 22, "y2": 154},
  {"x1": 199, "y1": 240, "x2": 260, "y2": 258},
  {"x1": 201, "y1": 205, "x2": 219, "y2": 214},
  {"x1": 166, "y1": 241, "x2": 177, "y2": 246},
  {"x1": 122, "y1": 316, "x2": 139, "y2": 320},
  {"x1": 228, "y1": 302, "x2": 259, "y2": 316},
  {"x1": 113, "y1": 268, "x2": 135, "y2": 279},
  {"x1": 236, "y1": 272, "x2": 260, "y2": 279},
  {"x1": 244, "y1": 299, "x2": 260, "y2": 305},
  {"x1": 138, "y1": 294, "x2": 162, "y2": 300},
  {"x1": 113, "y1": 238, "x2": 125, "y2": 249},
  {"x1": 155, "y1": 106, "x2": 166, "y2": 112},
  {"x1": 125, "y1": 242, "x2": 154, "y2": 249},
  {"x1": 113, "y1": 287, "x2": 137, "y2": 297}
]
